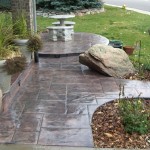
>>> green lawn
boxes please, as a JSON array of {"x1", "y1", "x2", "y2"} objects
[{"x1": 37, "y1": 6, "x2": 150, "y2": 69}]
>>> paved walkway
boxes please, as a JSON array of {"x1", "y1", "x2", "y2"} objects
[{"x1": 0, "y1": 32, "x2": 150, "y2": 148}]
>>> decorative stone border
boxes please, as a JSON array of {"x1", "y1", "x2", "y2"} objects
[{"x1": 36, "y1": 8, "x2": 105, "y2": 18}]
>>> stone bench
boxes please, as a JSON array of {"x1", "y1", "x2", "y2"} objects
[
  {"x1": 52, "y1": 21, "x2": 75, "y2": 34},
  {"x1": 47, "y1": 26, "x2": 73, "y2": 41}
]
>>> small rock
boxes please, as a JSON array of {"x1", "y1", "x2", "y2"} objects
[
  {"x1": 91, "y1": 11, "x2": 95, "y2": 15},
  {"x1": 77, "y1": 13, "x2": 83, "y2": 16},
  {"x1": 86, "y1": 11, "x2": 91, "y2": 15},
  {"x1": 43, "y1": 13, "x2": 49, "y2": 18},
  {"x1": 104, "y1": 133, "x2": 113, "y2": 138}
]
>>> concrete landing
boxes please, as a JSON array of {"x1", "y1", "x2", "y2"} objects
[{"x1": 39, "y1": 32, "x2": 109, "y2": 57}]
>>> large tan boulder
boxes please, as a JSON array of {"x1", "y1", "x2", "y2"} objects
[{"x1": 79, "y1": 44, "x2": 135, "y2": 77}]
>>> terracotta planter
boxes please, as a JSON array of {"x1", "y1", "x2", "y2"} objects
[{"x1": 123, "y1": 46, "x2": 134, "y2": 55}]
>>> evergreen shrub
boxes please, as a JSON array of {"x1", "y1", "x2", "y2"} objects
[{"x1": 36, "y1": 0, "x2": 103, "y2": 12}]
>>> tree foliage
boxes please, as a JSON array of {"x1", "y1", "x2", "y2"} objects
[{"x1": 36, "y1": 0, "x2": 103, "y2": 12}]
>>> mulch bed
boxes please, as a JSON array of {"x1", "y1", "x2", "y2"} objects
[
  {"x1": 91, "y1": 99, "x2": 150, "y2": 148},
  {"x1": 124, "y1": 70, "x2": 150, "y2": 81},
  {"x1": 91, "y1": 70, "x2": 150, "y2": 149}
]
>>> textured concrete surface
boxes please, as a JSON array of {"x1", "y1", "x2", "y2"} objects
[
  {"x1": 39, "y1": 32, "x2": 109, "y2": 56},
  {"x1": 0, "y1": 56, "x2": 149, "y2": 147},
  {"x1": 0, "y1": 33, "x2": 149, "y2": 149}
]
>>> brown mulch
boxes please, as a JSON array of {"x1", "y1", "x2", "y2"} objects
[
  {"x1": 91, "y1": 99, "x2": 150, "y2": 149},
  {"x1": 124, "y1": 70, "x2": 150, "y2": 81}
]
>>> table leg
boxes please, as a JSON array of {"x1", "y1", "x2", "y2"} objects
[{"x1": 59, "y1": 19, "x2": 65, "y2": 26}]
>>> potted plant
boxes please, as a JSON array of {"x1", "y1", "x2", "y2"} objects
[
  {"x1": 27, "y1": 34, "x2": 43, "y2": 63},
  {"x1": 0, "y1": 12, "x2": 26, "y2": 93},
  {"x1": 12, "y1": 11, "x2": 32, "y2": 63},
  {"x1": 123, "y1": 46, "x2": 134, "y2": 55},
  {"x1": 0, "y1": 46, "x2": 26, "y2": 93},
  {"x1": 13, "y1": 11, "x2": 29, "y2": 45},
  {"x1": 0, "y1": 13, "x2": 14, "y2": 93}
]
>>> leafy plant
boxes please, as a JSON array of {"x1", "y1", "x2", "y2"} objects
[
  {"x1": 4, "y1": 56, "x2": 27, "y2": 75},
  {"x1": 118, "y1": 85, "x2": 149, "y2": 134},
  {"x1": 27, "y1": 34, "x2": 43, "y2": 52},
  {"x1": 0, "y1": 12, "x2": 16, "y2": 60},
  {"x1": 0, "y1": 46, "x2": 20, "y2": 60},
  {"x1": 13, "y1": 11, "x2": 29, "y2": 39}
]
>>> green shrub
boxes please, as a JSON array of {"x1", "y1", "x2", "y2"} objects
[
  {"x1": 118, "y1": 85, "x2": 150, "y2": 134},
  {"x1": 13, "y1": 11, "x2": 29, "y2": 38},
  {"x1": 119, "y1": 95, "x2": 149, "y2": 134},
  {"x1": 0, "y1": 12, "x2": 16, "y2": 60},
  {"x1": 36, "y1": 0, "x2": 103, "y2": 12},
  {"x1": 0, "y1": 12, "x2": 13, "y2": 48}
]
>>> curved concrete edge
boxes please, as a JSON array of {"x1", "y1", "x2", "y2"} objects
[
  {"x1": 105, "y1": 4, "x2": 150, "y2": 15},
  {"x1": 0, "y1": 145, "x2": 149, "y2": 150},
  {"x1": 89, "y1": 96, "x2": 150, "y2": 123}
]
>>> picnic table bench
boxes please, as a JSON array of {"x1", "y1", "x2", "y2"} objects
[
  {"x1": 47, "y1": 26, "x2": 73, "y2": 41},
  {"x1": 48, "y1": 15, "x2": 75, "y2": 41}
]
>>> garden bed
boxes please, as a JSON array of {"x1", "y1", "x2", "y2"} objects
[
  {"x1": 125, "y1": 70, "x2": 150, "y2": 81},
  {"x1": 91, "y1": 99, "x2": 150, "y2": 149}
]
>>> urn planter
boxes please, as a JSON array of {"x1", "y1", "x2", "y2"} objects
[
  {"x1": 0, "y1": 60, "x2": 11, "y2": 93},
  {"x1": 13, "y1": 39, "x2": 32, "y2": 63}
]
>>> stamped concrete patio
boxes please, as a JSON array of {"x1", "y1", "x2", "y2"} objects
[{"x1": 0, "y1": 32, "x2": 150, "y2": 148}]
